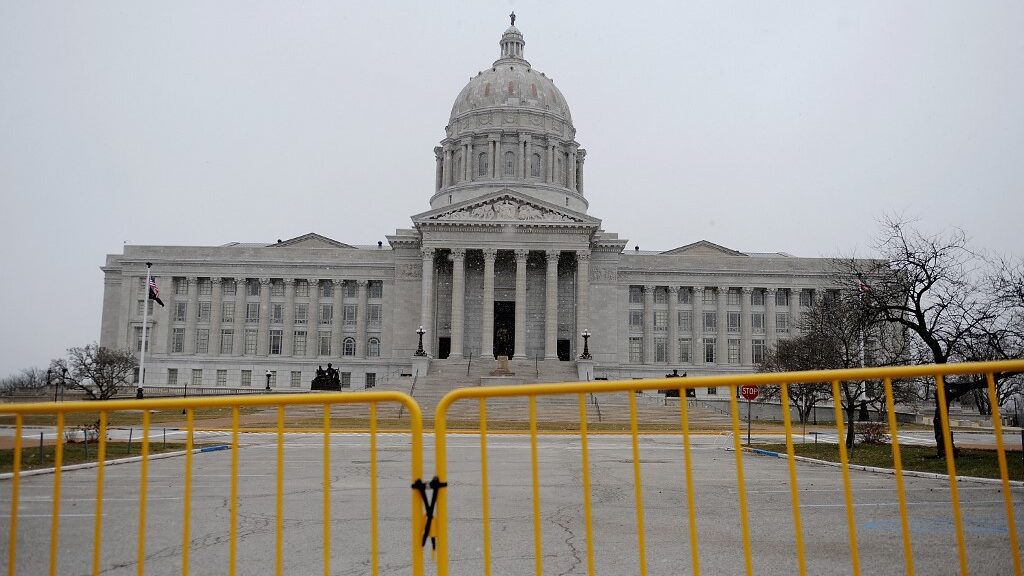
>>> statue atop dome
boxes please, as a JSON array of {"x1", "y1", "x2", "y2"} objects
[{"x1": 510, "y1": 11, "x2": 515, "y2": 26}]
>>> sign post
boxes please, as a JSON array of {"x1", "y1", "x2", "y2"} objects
[{"x1": 740, "y1": 385, "x2": 759, "y2": 446}]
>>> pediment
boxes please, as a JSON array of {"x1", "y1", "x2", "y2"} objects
[
  {"x1": 270, "y1": 233, "x2": 355, "y2": 249},
  {"x1": 413, "y1": 191, "x2": 598, "y2": 226},
  {"x1": 661, "y1": 240, "x2": 747, "y2": 257}
]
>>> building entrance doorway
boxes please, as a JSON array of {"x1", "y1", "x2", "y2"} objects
[
  {"x1": 493, "y1": 301, "x2": 515, "y2": 358},
  {"x1": 557, "y1": 339, "x2": 571, "y2": 361},
  {"x1": 437, "y1": 337, "x2": 451, "y2": 360}
]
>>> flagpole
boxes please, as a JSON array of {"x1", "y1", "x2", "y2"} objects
[{"x1": 138, "y1": 263, "x2": 152, "y2": 399}]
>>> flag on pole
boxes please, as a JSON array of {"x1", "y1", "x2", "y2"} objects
[{"x1": 148, "y1": 277, "x2": 164, "y2": 307}]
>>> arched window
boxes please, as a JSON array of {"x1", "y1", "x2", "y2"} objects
[
  {"x1": 367, "y1": 337, "x2": 380, "y2": 358},
  {"x1": 478, "y1": 152, "x2": 488, "y2": 176},
  {"x1": 343, "y1": 337, "x2": 356, "y2": 357},
  {"x1": 504, "y1": 151, "x2": 515, "y2": 176},
  {"x1": 530, "y1": 153, "x2": 541, "y2": 178}
]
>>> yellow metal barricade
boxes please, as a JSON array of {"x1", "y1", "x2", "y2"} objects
[
  {"x1": 432, "y1": 360, "x2": 1024, "y2": 576},
  {"x1": 2, "y1": 391, "x2": 424, "y2": 576}
]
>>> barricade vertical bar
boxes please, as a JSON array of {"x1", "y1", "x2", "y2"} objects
[
  {"x1": 92, "y1": 411, "x2": 109, "y2": 576},
  {"x1": 882, "y1": 378, "x2": 914, "y2": 576},
  {"x1": 985, "y1": 372, "x2": 1022, "y2": 576},
  {"x1": 728, "y1": 387, "x2": 754, "y2": 576},
  {"x1": 275, "y1": 406, "x2": 285, "y2": 576},
  {"x1": 628, "y1": 391, "x2": 649, "y2": 576},
  {"x1": 779, "y1": 384, "x2": 807, "y2": 576},
  {"x1": 50, "y1": 412, "x2": 64, "y2": 576},
  {"x1": 183, "y1": 410, "x2": 194, "y2": 576},
  {"x1": 577, "y1": 393, "x2": 596, "y2": 576},
  {"x1": 830, "y1": 379, "x2": 861, "y2": 575},
  {"x1": 229, "y1": 406, "x2": 239, "y2": 576},
  {"x1": 369, "y1": 402, "x2": 379, "y2": 576},
  {"x1": 408, "y1": 398, "x2": 425, "y2": 576},
  {"x1": 479, "y1": 398, "x2": 492, "y2": 576},
  {"x1": 529, "y1": 394, "x2": 543, "y2": 576},
  {"x1": 7, "y1": 414, "x2": 23, "y2": 576},
  {"x1": 322, "y1": 405, "x2": 332, "y2": 576},
  {"x1": 678, "y1": 387, "x2": 701, "y2": 576},
  {"x1": 934, "y1": 375, "x2": 968, "y2": 575},
  {"x1": 137, "y1": 409, "x2": 151, "y2": 576}
]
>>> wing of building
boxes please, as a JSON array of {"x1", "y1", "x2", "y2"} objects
[{"x1": 100, "y1": 21, "x2": 851, "y2": 392}]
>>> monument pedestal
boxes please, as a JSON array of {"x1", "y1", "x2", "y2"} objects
[
  {"x1": 576, "y1": 359, "x2": 595, "y2": 382},
  {"x1": 412, "y1": 355, "x2": 430, "y2": 379}
]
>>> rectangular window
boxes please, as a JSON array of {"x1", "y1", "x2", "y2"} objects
[
  {"x1": 728, "y1": 338, "x2": 740, "y2": 364},
  {"x1": 727, "y1": 312, "x2": 740, "y2": 333},
  {"x1": 216, "y1": 370, "x2": 227, "y2": 387},
  {"x1": 247, "y1": 279, "x2": 260, "y2": 297},
  {"x1": 344, "y1": 281, "x2": 357, "y2": 298},
  {"x1": 727, "y1": 288, "x2": 741, "y2": 306},
  {"x1": 702, "y1": 288, "x2": 716, "y2": 305},
  {"x1": 368, "y1": 304, "x2": 382, "y2": 328},
  {"x1": 776, "y1": 312, "x2": 790, "y2": 334},
  {"x1": 654, "y1": 337, "x2": 667, "y2": 362},
  {"x1": 269, "y1": 371, "x2": 277, "y2": 387},
  {"x1": 293, "y1": 331, "x2": 307, "y2": 356},
  {"x1": 191, "y1": 369, "x2": 202, "y2": 386},
  {"x1": 678, "y1": 287, "x2": 691, "y2": 304},
  {"x1": 295, "y1": 303, "x2": 308, "y2": 325},
  {"x1": 196, "y1": 329, "x2": 209, "y2": 354},
  {"x1": 365, "y1": 373, "x2": 376, "y2": 388},
  {"x1": 134, "y1": 326, "x2": 149, "y2": 353},
  {"x1": 221, "y1": 302, "x2": 234, "y2": 323},
  {"x1": 167, "y1": 368, "x2": 178, "y2": 386},
  {"x1": 174, "y1": 302, "x2": 187, "y2": 322},
  {"x1": 707, "y1": 387, "x2": 718, "y2": 395},
  {"x1": 752, "y1": 339, "x2": 766, "y2": 364},
  {"x1": 171, "y1": 328, "x2": 185, "y2": 353},
  {"x1": 319, "y1": 303, "x2": 333, "y2": 325},
  {"x1": 271, "y1": 303, "x2": 284, "y2": 324},
  {"x1": 270, "y1": 280, "x2": 285, "y2": 297},
  {"x1": 776, "y1": 289, "x2": 790, "y2": 306},
  {"x1": 197, "y1": 301, "x2": 211, "y2": 322},
  {"x1": 653, "y1": 310, "x2": 667, "y2": 332},
  {"x1": 800, "y1": 289, "x2": 814, "y2": 307},
  {"x1": 678, "y1": 310, "x2": 692, "y2": 333},
  {"x1": 654, "y1": 287, "x2": 667, "y2": 304},
  {"x1": 241, "y1": 370, "x2": 251, "y2": 387},
  {"x1": 246, "y1": 302, "x2": 259, "y2": 323},
  {"x1": 704, "y1": 338, "x2": 716, "y2": 363},
  {"x1": 629, "y1": 337, "x2": 643, "y2": 363},
  {"x1": 629, "y1": 310, "x2": 644, "y2": 330},
  {"x1": 290, "y1": 371, "x2": 301, "y2": 388},
  {"x1": 244, "y1": 329, "x2": 257, "y2": 355},
  {"x1": 344, "y1": 304, "x2": 357, "y2": 326},
  {"x1": 629, "y1": 285, "x2": 643, "y2": 304},
  {"x1": 223, "y1": 279, "x2": 237, "y2": 296},
  {"x1": 703, "y1": 312, "x2": 717, "y2": 332},
  {"x1": 174, "y1": 277, "x2": 187, "y2": 295},
  {"x1": 269, "y1": 329, "x2": 283, "y2": 355},
  {"x1": 369, "y1": 280, "x2": 383, "y2": 299},
  {"x1": 318, "y1": 332, "x2": 332, "y2": 356},
  {"x1": 136, "y1": 299, "x2": 154, "y2": 316},
  {"x1": 340, "y1": 372, "x2": 351, "y2": 388},
  {"x1": 296, "y1": 280, "x2": 309, "y2": 297},
  {"x1": 220, "y1": 329, "x2": 233, "y2": 354},
  {"x1": 678, "y1": 338, "x2": 692, "y2": 363},
  {"x1": 751, "y1": 289, "x2": 764, "y2": 306},
  {"x1": 319, "y1": 281, "x2": 334, "y2": 298},
  {"x1": 198, "y1": 278, "x2": 212, "y2": 296},
  {"x1": 751, "y1": 313, "x2": 765, "y2": 334}
]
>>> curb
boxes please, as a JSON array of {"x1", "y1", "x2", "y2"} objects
[
  {"x1": 741, "y1": 446, "x2": 1024, "y2": 487},
  {"x1": 0, "y1": 444, "x2": 231, "y2": 480}
]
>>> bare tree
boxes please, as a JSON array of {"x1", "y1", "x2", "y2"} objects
[
  {"x1": 50, "y1": 344, "x2": 137, "y2": 400},
  {"x1": 0, "y1": 367, "x2": 48, "y2": 397}
]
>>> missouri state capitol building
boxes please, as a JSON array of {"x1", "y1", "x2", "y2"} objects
[{"x1": 100, "y1": 21, "x2": 843, "y2": 393}]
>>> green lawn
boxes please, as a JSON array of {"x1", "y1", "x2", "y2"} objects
[
  {"x1": 758, "y1": 442, "x2": 1024, "y2": 481},
  {"x1": 0, "y1": 406, "x2": 259, "y2": 427},
  {"x1": 1, "y1": 441, "x2": 190, "y2": 474}
]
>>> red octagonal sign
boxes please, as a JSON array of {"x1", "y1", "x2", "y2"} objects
[{"x1": 740, "y1": 385, "x2": 759, "y2": 401}]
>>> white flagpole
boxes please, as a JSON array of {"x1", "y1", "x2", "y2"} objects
[{"x1": 138, "y1": 262, "x2": 153, "y2": 399}]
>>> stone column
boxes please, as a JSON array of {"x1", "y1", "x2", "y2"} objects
[
  {"x1": 356, "y1": 280, "x2": 369, "y2": 359},
  {"x1": 449, "y1": 250, "x2": 466, "y2": 360},
  {"x1": 575, "y1": 251, "x2": 590, "y2": 353},
  {"x1": 465, "y1": 142, "x2": 473, "y2": 181},
  {"x1": 488, "y1": 139, "x2": 496, "y2": 179},
  {"x1": 716, "y1": 287, "x2": 728, "y2": 364},
  {"x1": 258, "y1": 278, "x2": 271, "y2": 356},
  {"x1": 643, "y1": 284, "x2": 655, "y2": 364},
  {"x1": 434, "y1": 147, "x2": 443, "y2": 191},
  {"x1": 443, "y1": 148, "x2": 452, "y2": 186},
  {"x1": 668, "y1": 286, "x2": 679, "y2": 365},
  {"x1": 232, "y1": 277, "x2": 246, "y2": 356},
  {"x1": 308, "y1": 279, "x2": 320, "y2": 358},
  {"x1": 209, "y1": 277, "x2": 223, "y2": 356},
  {"x1": 766, "y1": 288, "x2": 778, "y2": 349},
  {"x1": 513, "y1": 249, "x2": 528, "y2": 359},
  {"x1": 692, "y1": 287, "x2": 704, "y2": 366},
  {"x1": 569, "y1": 148, "x2": 577, "y2": 191},
  {"x1": 519, "y1": 137, "x2": 527, "y2": 178},
  {"x1": 576, "y1": 150, "x2": 586, "y2": 195},
  {"x1": 332, "y1": 279, "x2": 344, "y2": 359},
  {"x1": 282, "y1": 279, "x2": 295, "y2": 357},
  {"x1": 547, "y1": 144, "x2": 555, "y2": 182},
  {"x1": 184, "y1": 277, "x2": 198, "y2": 354},
  {"x1": 481, "y1": 248, "x2": 497, "y2": 359},
  {"x1": 741, "y1": 287, "x2": 753, "y2": 365},
  {"x1": 420, "y1": 248, "x2": 435, "y2": 356},
  {"x1": 544, "y1": 250, "x2": 560, "y2": 360}
]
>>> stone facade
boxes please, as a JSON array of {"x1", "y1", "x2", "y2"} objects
[{"x1": 99, "y1": 22, "x2": 848, "y2": 393}]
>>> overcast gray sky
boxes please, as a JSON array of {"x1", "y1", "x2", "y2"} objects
[{"x1": 2, "y1": 1, "x2": 1022, "y2": 376}]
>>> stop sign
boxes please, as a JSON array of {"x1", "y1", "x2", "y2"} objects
[{"x1": 740, "y1": 385, "x2": 759, "y2": 400}]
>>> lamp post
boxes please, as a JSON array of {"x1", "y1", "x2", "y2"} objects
[
  {"x1": 579, "y1": 329, "x2": 592, "y2": 360},
  {"x1": 60, "y1": 368, "x2": 67, "y2": 402},
  {"x1": 414, "y1": 326, "x2": 427, "y2": 357},
  {"x1": 265, "y1": 370, "x2": 272, "y2": 391},
  {"x1": 182, "y1": 377, "x2": 188, "y2": 415},
  {"x1": 48, "y1": 369, "x2": 55, "y2": 402}
]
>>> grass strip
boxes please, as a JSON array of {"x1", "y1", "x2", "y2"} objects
[{"x1": 1, "y1": 442, "x2": 189, "y2": 473}]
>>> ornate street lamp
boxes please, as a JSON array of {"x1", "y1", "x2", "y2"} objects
[
  {"x1": 579, "y1": 329, "x2": 592, "y2": 360},
  {"x1": 265, "y1": 369, "x2": 272, "y2": 391},
  {"x1": 415, "y1": 326, "x2": 427, "y2": 356}
]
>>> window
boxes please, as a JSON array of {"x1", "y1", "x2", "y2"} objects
[
  {"x1": 800, "y1": 289, "x2": 814, "y2": 307},
  {"x1": 752, "y1": 313, "x2": 765, "y2": 334},
  {"x1": 707, "y1": 387, "x2": 718, "y2": 395},
  {"x1": 530, "y1": 153, "x2": 541, "y2": 177},
  {"x1": 343, "y1": 337, "x2": 356, "y2": 356},
  {"x1": 136, "y1": 299, "x2": 154, "y2": 316},
  {"x1": 752, "y1": 339, "x2": 766, "y2": 364},
  {"x1": 244, "y1": 329, "x2": 257, "y2": 355},
  {"x1": 198, "y1": 278, "x2": 212, "y2": 296},
  {"x1": 271, "y1": 303, "x2": 283, "y2": 324},
  {"x1": 702, "y1": 288, "x2": 716, "y2": 305},
  {"x1": 134, "y1": 326, "x2": 149, "y2": 353},
  {"x1": 319, "y1": 304, "x2": 333, "y2": 325},
  {"x1": 270, "y1": 280, "x2": 284, "y2": 297},
  {"x1": 191, "y1": 369, "x2": 202, "y2": 386},
  {"x1": 728, "y1": 339, "x2": 740, "y2": 364},
  {"x1": 776, "y1": 289, "x2": 789, "y2": 307},
  {"x1": 319, "y1": 281, "x2": 334, "y2": 298},
  {"x1": 727, "y1": 288, "x2": 741, "y2": 306},
  {"x1": 296, "y1": 280, "x2": 309, "y2": 297},
  {"x1": 365, "y1": 373, "x2": 376, "y2": 389},
  {"x1": 678, "y1": 310, "x2": 692, "y2": 333},
  {"x1": 727, "y1": 312, "x2": 740, "y2": 333},
  {"x1": 629, "y1": 286, "x2": 643, "y2": 304},
  {"x1": 174, "y1": 302, "x2": 187, "y2": 322},
  {"x1": 269, "y1": 371, "x2": 277, "y2": 387},
  {"x1": 344, "y1": 281, "x2": 357, "y2": 298},
  {"x1": 269, "y1": 330, "x2": 282, "y2": 355},
  {"x1": 295, "y1": 303, "x2": 308, "y2": 325},
  {"x1": 223, "y1": 279, "x2": 237, "y2": 296},
  {"x1": 196, "y1": 329, "x2": 209, "y2": 354},
  {"x1": 504, "y1": 151, "x2": 515, "y2": 175},
  {"x1": 216, "y1": 370, "x2": 227, "y2": 387},
  {"x1": 368, "y1": 304, "x2": 382, "y2": 328},
  {"x1": 247, "y1": 279, "x2": 260, "y2": 297},
  {"x1": 246, "y1": 303, "x2": 259, "y2": 323},
  {"x1": 478, "y1": 152, "x2": 488, "y2": 176},
  {"x1": 703, "y1": 312, "x2": 717, "y2": 332},
  {"x1": 655, "y1": 337, "x2": 667, "y2": 362},
  {"x1": 654, "y1": 287, "x2": 667, "y2": 304},
  {"x1": 290, "y1": 371, "x2": 301, "y2": 388},
  {"x1": 678, "y1": 288, "x2": 691, "y2": 304},
  {"x1": 751, "y1": 289, "x2": 764, "y2": 306},
  {"x1": 241, "y1": 370, "x2": 252, "y2": 387},
  {"x1": 171, "y1": 328, "x2": 185, "y2": 353},
  {"x1": 344, "y1": 304, "x2": 357, "y2": 326},
  {"x1": 678, "y1": 338, "x2": 692, "y2": 363},
  {"x1": 368, "y1": 280, "x2": 383, "y2": 299},
  {"x1": 220, "y1": 329, "x2": 233, "y2": 354},
  {"x1": 197, "y1": 302, "x2": 211, "y2": 322},
  {"x1": 318, "y1": 332, "x2": 331, "y2": 356},
  {"x1": 174, "y1": 278, "x2": 187, "y2": 295},
  {"x1": 654, "y1": 310, "x2": 667, "y2": 332},
  {"x1": 340, "y1": 372, "x2": 351, "y2": 388},
  {"x1": 221, "y1": 302, "x2": 234, "y2": 323},
  {"x1": 293, "y1": 331, "x2": 306, "y2": 356},
  {"x1": 137, "y1": 277, "x2": 147, "y2": 292},
  {"x1": 167, "y1": 369, "x2": 178, "y2": 386},
  {"x1": 366, "y1": 337, "x2": 380, "y2": 357},
  {"x1": 703, "y1": 338, "x2": 716, "y2": 363},
  {"x1": 629, "y1": 310, "x2": 644, "y2": 330},
  {"x1": 629, "y1": 337, "x2": 643, "y2": 363},
  {"x1": 776, "y1": 312, "x2": 790, "y2": 334}
]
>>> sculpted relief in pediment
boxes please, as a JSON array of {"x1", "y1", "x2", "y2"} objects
[{"x1": 433, "y1": 198, "x2": 578, "y2": 223}]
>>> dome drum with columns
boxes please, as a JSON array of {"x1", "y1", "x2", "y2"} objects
[{"x1": 98, "y1": 18, "x2": 851, "y2": 393}]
